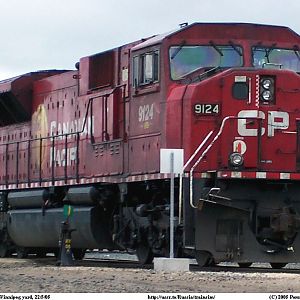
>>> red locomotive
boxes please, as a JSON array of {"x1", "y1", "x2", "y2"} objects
[{"x1": 1, "y1": 22, "x2": 300, "y2": 268}]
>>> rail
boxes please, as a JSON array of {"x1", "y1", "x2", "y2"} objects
[
  {"x1": 189, "y1": 116, "x2": 235, "y2": 208},
  {"x1": 178, "y1": 114, "x2": 263, "y2": 220},
  {"x1": 178, "y1": 131, "x2": 213, "y2": 223},
  {"x1": 0, "y1": 84, "x2": 126, "y2": 188}
]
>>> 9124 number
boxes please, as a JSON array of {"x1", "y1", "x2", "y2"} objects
[{"x1": 194, "y1": 103, "x2": 220, "y2": 115}]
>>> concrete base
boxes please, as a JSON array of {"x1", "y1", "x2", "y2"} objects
[{"x1": 153, "y1": 257, "x2": 191, "y2": 272}]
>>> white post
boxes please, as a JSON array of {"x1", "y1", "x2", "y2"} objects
[
  {"x1": 170, "y1": 152, "x2": 174, "y2": 259},
  {"x1": 156, "y1": 148, "x2": 190, "y2": 272}
]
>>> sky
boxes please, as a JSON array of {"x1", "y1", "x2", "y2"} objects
[{"x1": 1, "y1": 0, "x2": 300, "y2": 80}]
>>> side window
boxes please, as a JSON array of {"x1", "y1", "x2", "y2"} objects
[{"x1": 133, "y1": 51, "x2": 159, "y2": 87}]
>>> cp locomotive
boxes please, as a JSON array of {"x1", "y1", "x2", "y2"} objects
[{"x1": 1, "y1": 22, "x2": 300, "y2": 268}]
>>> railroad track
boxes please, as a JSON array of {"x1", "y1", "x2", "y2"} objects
[
  {"x1": 85, "y1": 251, "x2": 300, "y2": 274},
  {"x1": 75, "y1": 258, "x2": 300, "y2": 274},
  {"x1": 190, "y1": 264, "x2": 300, "y2": 274},
  {"x1": 81, "y1": 253, "x2": 300, "y2": 274},
  {"x1": 4, "y1": 252, "x2": 300, "y2": 274},
  {"x1": 80, "y1": 257, "x2": 151, "y2": 269}
]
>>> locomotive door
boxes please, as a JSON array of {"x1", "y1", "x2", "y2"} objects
[
  {"x1": 221, "y1": 74, "x2": 261, "y2": 169},
  {"x1": 128, "y1": 48, "x2": 161, "y2": 175}
]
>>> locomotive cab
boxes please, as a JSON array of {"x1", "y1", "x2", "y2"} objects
[{"x1": 165, "y1": 24, "x2": 300, "y2": 267}]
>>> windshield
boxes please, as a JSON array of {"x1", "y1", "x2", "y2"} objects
[
  {"x1": 169, "y1": 45, "x2": 243, "y2": 80},
  {"x1": 252, "y1": 47, "x2": 300, "y2": 72}
]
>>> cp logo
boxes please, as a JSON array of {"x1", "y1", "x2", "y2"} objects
[{"x1": 237, "y1": 110, "x2": 289, "y2": 137}]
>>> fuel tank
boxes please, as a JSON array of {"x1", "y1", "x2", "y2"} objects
[
  {"x1": 7, "y1": 206, "x2": 114, "y2": 249},
  {"x1": 8, "y1": 190, "x2": 47, "y2": 209},
  {"x1": 66, "y1": 186, "x2": 101, "y2": 205}
]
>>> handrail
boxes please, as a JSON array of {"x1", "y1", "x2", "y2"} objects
[
  {"x1": 188, "y1": 114, "x2": 264, "y2": 208},
  {"x1": 189, "y1": 115, "x2": 264, "y2": 209},
  {"x1": 189, "y1": 116, "x2": 236, "y2": 208},
  {"x1": 0, "y1": 84, "x2": 126, "y2": 148},
  {"x1": 1, "y1": 84, "x2": 126, "y2": 187},
  {"x1": 178, "y1": 130, "x2": 213, "y2": 223}
]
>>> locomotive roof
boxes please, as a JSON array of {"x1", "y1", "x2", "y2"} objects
[
  {"x1": 0, "y1": 70, "x2": 68, "y2": 86},
  {"x1": 132, "y1": 22, "x2": 300, "y2": 51}
]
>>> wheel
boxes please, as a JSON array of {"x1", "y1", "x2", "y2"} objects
[
  {"x1": 136, "y1": 243, "x2": 154, "y2": 265},
  {"x1": 53, "y1": 249, "x2": 60, "y2": 259},
  {"x1": 270, "y1": 262, "x2": 287, "y2": 269},
  {"x1": 36, "y1": 249, "x2": 47, "y2": 258},
  {"x1": 238, "y1": 262, "x2": 252, "y2": 268},
  {"x1": 17, "y1": 247, "x2": 28, "y2": 259},
  {"x1": 195, "y1": 250, "x2": 213, "y2": 267},
  {"x1": 72, "y1": 249, "x2": 86, "y2": 260},
  {"x1": 0, "y1": 244, "x2": 8, "y2": 258}
]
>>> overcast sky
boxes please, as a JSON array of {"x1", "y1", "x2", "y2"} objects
[{"x1": 1, "y1": 0, "x2": 300, "y2": 80}]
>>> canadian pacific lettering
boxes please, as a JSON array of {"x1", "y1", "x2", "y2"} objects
[
  {"x1": 50, "y1": 116, "x2": 95, "y2": 138},
  {"x1": 49, "y1": 116, "x2": 94, "y2": 167}
]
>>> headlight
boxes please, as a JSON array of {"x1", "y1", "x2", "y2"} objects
[
  {"x1": 229, "y1": 152, "x2": 244, "y2": 167},
  {"x1": 260, "y1": 76, "x2": 275, "y2": 103},
  {"x1": 262, "y1": 90, "x2": 273, "y2": 101},
  {"x1": 262, "y1": 79, "x2": 272, "y2": 89}
]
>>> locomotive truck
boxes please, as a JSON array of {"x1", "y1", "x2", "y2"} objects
[{"x1": 1, "y1": 22, "x2": 300, "y2": 268}]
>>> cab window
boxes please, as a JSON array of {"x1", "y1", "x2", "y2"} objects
[
  {"x1": 169, "y1": 45, "x2": 243, "y2": 80},
  {"x1": 133, "y1": 51, "x2": 159, "y2": 87},
  {"x1": 252, "y1": 46, "x2": 300, "y2": 72}
]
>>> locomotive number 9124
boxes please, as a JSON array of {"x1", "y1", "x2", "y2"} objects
[{"x1": 194, "y1": 103, "x2": 220, "y2": 115}]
